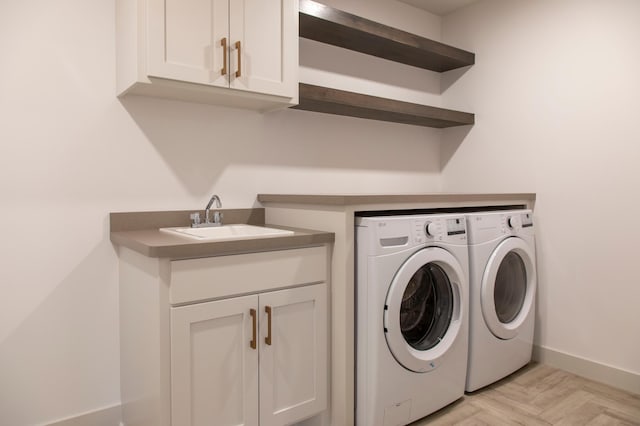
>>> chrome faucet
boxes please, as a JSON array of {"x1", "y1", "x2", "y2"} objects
[
  {"x1": 190, "y1": 194, "x2": 223, "y2": 228},
  {"x1": 205, "y1": 194, "x2": 222, "y2": 224}
]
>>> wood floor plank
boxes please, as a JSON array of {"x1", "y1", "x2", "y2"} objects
[
  {"x1": 554, "y1": 401, "x2": 606, "y2": 426},
  {"x1": 481, "y1": 387, "x2": 544, "y2": 418},
  {"x1": 573, "y1": 375, "x2": 640, "y2": 409},
  {"x1": 454, "y1": 417, "x2": 492, "y2": 426},
  {"x1": 592, "y1": 396, "x2": 640, "y2": 424},
  {"x1": 585, "y1": 412, "x2": 637, "y2": 426},
  {"x1": 407, "y1": 363, "x2": 640, "y2": 425},
  {"x1": 539, "y1": 390, "x2": 595, "y2": 424},
  {"x1": 471, "y1": 411, "x2": 521, "y2": 426},
  {"x1": 531, "y1": 372, "x2": 583, "y2": 411},
  {"x1": 512, "y1": 364, "x2": 559, "y2": 387},
  {"x1": 492, "y1": 381, "x2": 536, "y2": 404},
  {"x1": 470, "y1": 394, "x2": 551, "y2": 425}
]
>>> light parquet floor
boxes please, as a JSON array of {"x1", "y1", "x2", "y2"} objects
[{"x1": 410, "y1": 363, "x2": 640, "y2": 425}]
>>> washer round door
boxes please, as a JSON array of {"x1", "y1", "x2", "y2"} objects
[
  {"x1": 481, "y1": 237, "x2": 536, "y2": 340},
  {"x1": 384, "y1": 247, "x2": 465, "y2": 373}
]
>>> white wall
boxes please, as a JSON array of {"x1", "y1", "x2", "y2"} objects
[
  {"x1": 10, "y1": 0, "x2": 637, "y2": 423},
  {"x1": 0, "y1": 0, "x2": 443, "y2": 424},
  {"x1": 441, "y1": 0, "x2": 640, "y2": 376}
]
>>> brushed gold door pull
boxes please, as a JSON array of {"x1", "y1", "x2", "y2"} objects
[
  {"x1": 265, "y1": 305, "x2": 272, "y2": 345},
  {"x1": 250, "y1": 308, "x2": 257, "y2": 350},
  {"x1": 235, "y1": 40, "x2": 242, "y2": 78},
  {"x1": 220, "y1": 38, "x2": 228, "y2": 76}
]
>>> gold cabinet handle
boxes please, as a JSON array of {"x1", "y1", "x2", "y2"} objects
[
  {"x1": 235, "y1": 40, "x2": 242, "y2": 78},
  {"x1": 265, "y1": 305, "x2": 272, "y2": 345},
  {"x1": 220, "y1": 37, "x2": 227, "y2": 76},
  {"x1": 250, "y1": 308, "x2": 257, "y2": 350}
]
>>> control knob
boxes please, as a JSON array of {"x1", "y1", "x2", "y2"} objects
[
  {"x1": 506, "y1": 216, "x2": 520, "y2": 229},
  {"x1": 425, "y1": 221, "x2": 438, "y2": 237}
]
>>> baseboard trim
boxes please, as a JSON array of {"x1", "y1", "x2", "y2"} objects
[
  {"x1": 533, "y1": 345, "x2": 640, "y2": 395},
  {"x1": 45, "y1": 404, "x2": 122, "y2": 426}
]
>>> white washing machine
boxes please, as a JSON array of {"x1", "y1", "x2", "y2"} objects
[
  {"x1": 355, "y1": 214, "x2": 469, "y2": 426},
  {"x1": 465, "y1": 210, "x2": 537, "y2": 392}
]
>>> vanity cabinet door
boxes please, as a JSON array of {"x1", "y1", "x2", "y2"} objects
[
  {"x1": 171, "y1": 294, "x2": 259, "y2": 426},
  {"x1": 259, "y1": 283, "x2": 328, "y2": 426}
]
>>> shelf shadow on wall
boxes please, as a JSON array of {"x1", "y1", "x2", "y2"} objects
[
  {"x1": 439, "y1": 64, "x2": 474, "y2": 169},
  {"x1": 119, "y1": 95, "x2": 262, "y2": 196},
  {"x1": 440, "y1": 125, "x2": 473, "y2": 169},
  {"x1": 119, "y1": 95, "x2": 443, "y2": 194},
  {"x1": 441, "y1": 66, "x2": 472, "y2": 92}
]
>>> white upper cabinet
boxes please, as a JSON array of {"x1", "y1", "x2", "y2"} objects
[{"x1": 117, "y1": 0, "x2": 298, "y2": 110}]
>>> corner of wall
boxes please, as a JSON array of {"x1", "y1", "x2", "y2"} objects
[{"x1": 533, "y1": 345, "x2": 640, "y2": 396}]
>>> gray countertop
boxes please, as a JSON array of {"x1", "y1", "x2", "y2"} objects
[
  {"x1": 109, "y1": 208, "x2": 334, "y2": 259},
  {"x1": 257, "y1": 193, "x2": 536, "y2": 206},
  {"x1": 110, "y1": 226, "x2": 334, "y2": 259}
]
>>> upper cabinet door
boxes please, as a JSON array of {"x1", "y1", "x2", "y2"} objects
[
  {"x1": 229, "y1": 0, "x2": 298, "y2": 98},
  {"x1": 146, "y1": 0, "x2": 297, "y2": 97},
  {"x1": 259, "y1": 283, "x2": 328, "y2": 426},
  {"x1": 148, "y1": 0, "x2": 229, "y2": 87}
]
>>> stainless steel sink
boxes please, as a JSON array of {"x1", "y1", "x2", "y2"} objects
[{"x1": 160, "y1": 224, "x2": 294, "y2": 241}]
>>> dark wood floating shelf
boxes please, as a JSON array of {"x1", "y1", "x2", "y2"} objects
[
  {"x1": 299, "y1": 0, "x2": 475, "y2": 72},
  {"x1": 293, "y1": 83, "x2": 474, "y2": 128},
  {"x1": 296, "y1": 1, "x2": 475, "y2": 128}
]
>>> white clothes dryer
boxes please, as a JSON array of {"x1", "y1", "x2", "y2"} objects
[
  {"x1": 355, "y1": 214, "x2": 469, "y2": 426},
  {"x1": 465, "y1": 210, "x2": 537, "y2": 392}
]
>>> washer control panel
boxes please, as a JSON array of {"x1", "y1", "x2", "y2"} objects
[
  {"x1": 501, "y1": 211, "x2": 534, "y2": 234},
  {"x1": 521, "y1": 212, "x2": 534, "y2": 228},
  {"x1": 413, "y1": 215, "x2": 466, "y2": 244},
  {"x1": 357, "y1": 213, "x2": 470, "y2": 254}
]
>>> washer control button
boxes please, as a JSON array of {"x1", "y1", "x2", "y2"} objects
[
  {"x1": 507, "y1": 215, "x2": 522, "y2": 230},
  {"x1": 425, "y1": 221, "x2": 438, "y2": 237}
]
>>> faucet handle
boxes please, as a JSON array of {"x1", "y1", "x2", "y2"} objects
[
  {"x1": 213, "y1": 211, "x2": 223, "y2": 225},
  {"x1": 190, "y1": 212, "x2": 201, "y2": 227}
]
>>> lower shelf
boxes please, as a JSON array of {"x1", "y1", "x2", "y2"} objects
[{"x1": 292, "y1": 83, "x2": 474, "y2": 128}]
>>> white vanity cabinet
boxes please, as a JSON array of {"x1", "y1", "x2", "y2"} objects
[
  {"x1": 171, "y1": 284, "x2": 327, "y2": 426},
  {"x1": 116, "y1": 0, "x2": 298, "y2": 110},
  {"x1": 119, "y1": 244, "x2": 329, "y2": 426}
]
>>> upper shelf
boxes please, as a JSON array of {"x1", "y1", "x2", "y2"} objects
[
  {"x1": 298, "y1": 0, "x2": 475, "y2": 72},
  {"x1": 293, "y1": 83, "x2": 474, "y2": 128}
]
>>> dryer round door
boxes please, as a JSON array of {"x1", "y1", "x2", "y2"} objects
[
  {"x1": 481, "y1": 237, "x2": 536, "y2": 340},
  {"x1": 384, "y1": 247, "x2": 465, "y2": 373}
]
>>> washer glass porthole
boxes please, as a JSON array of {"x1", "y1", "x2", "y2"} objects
[
  {"x1": 400, "y1": 263, "x2": 454, "y2": 350},
  {"x1": 494, "y1": 251, "x2": 527, "y2": 323}
]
